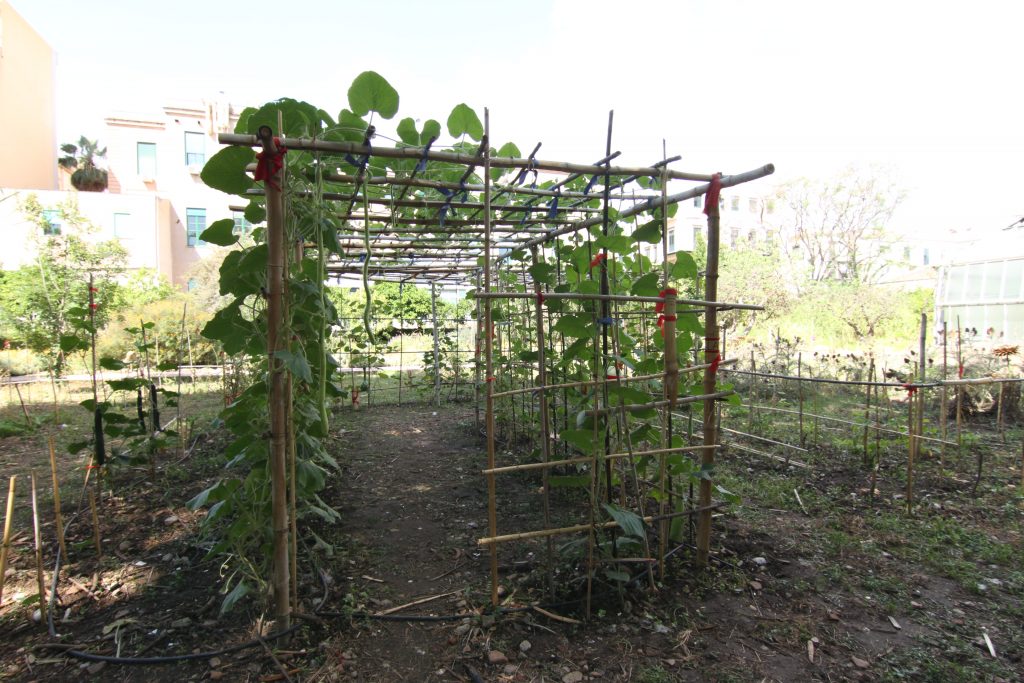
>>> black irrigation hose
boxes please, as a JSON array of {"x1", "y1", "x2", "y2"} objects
[{"x1": 45, "y1": 624, "x2": 301, "y2": 665}]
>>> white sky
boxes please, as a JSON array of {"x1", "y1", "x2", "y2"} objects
[{"x1": 17, "y1": 0, "x2": 1024, "y2": 241}]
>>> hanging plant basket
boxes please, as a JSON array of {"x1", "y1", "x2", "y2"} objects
[{"x1": 70, "y1": 167, "x2": 108, "y2": 192}]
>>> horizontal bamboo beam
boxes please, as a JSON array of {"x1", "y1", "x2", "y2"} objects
[
  {"x1": 221, "y1": 132, "x2": 722, "y2": 181},
  {"x1": 334, "y1": 214, "x2": 576, "y2": 227},
  {"x1": 720, "y1": 368, "x2": 940, "y2": 389},
  {"x1": 727, "y1": 442, "x2": 810, "y2": 469},
  {"x1": 586, "y1": 389, "x2": 735, "y2": 416},
  {"x1": 474, "y1": 291, "x2": 764, "y2": 310},
  {"x1": 481, "y1": 444, "x2": 718, "y2": 475},
  {"x1": 519, "y1": 163, "x2": 776, "y2": 249},
  {"x1": 734, "y1": 403, "x2": 957, "y2": 446},
  {"x1": 476, "y1": 503, "x2": 727, "y2": 546},
  {"x1": 247, "y1": 188, "x2": 603, "y2": 214},
  {"x1": 491, "y1": 359, "x2": 739, "y2": 398}
]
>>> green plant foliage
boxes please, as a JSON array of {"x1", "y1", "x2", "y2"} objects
[
  {"x1": 446, "y1": 103, "x2": 483, "y2": 141},
  {"x1": 201, "y1": 147, "x2": 256, "y2": 196},
  {"x1": 347, "y1": 71, "x2": 400, "y2": 119}
]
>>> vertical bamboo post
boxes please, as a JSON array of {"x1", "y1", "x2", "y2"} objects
[
  {"x1": 530, "y1": 247, "x2": 555, "y2": 597},
  {"x1": 88, "y1": 489, "x2": 101, "y2": 559},
  {"x1": 431, "y1": 283, "x2": 441, "y2": 407},
  {"x1": 474, "y1": 270, "x2": 482, "y2": 431},
  {"x1": 997, "y1": 383, "x2": 1006, "y2": 444},
  {"x1": 30, "y1": 472, "x2": 46, "y2": 621},
  {"x1": 906, "y1": 366, "x2": 916, "y2": 514},
  {"x1": 0, "y1": 476, "x2": 16, "y2": 606},
  {"x1": 918, "y1": 313, "x2": 927, "y2": 457},
  {"x1": 47, "y1": 437, "x2": 67, "y2": 560},
  {"x1": 258, "y1": 126, "x2": 290, "y2": 628},
  {"x1": 940, "y1": 321, "x2": 948, "y2": 468},
  {"x1": 748, "y1": 350, "x2": 756, "y2": 436},
  {"x1": 863, "y1": 357, "x2": 874, "y2": 467},
  {"x1": 798, "y1": 352, "x2": 805, "y2": 447},
  {"x1": 955, "y1": 317, "x2": 963, "y2": 452},
  {"x1": 482, "y1": 111, "x2": 499, "y2": 608},
  {"x1": 696, "y1": 175, "x2": 722, "y2": 568}
]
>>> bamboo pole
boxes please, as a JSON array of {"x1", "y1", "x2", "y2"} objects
[
  {"x1": 258, "y1": 125, "x2": 290, "y2": 628},
  {"x1": 918, "y1": 313, "x2": 927, "y2": 458},
  {"x1": 30, "y1": 472, "x2": 46, "y2": 621},
  {"x1": 941, "y1": 321, "x2": 948, "y2": 468},
  {"x1": 47, "y1": 437, "x2": 67, "y2": 560},
  {"x1": 477, "y1": 503, "x2": 727, "y2": 546},
  {"x1": 481, "y1": 111, "x2": 499, "y2": 608},
  {"x1": 0, "y1": 476, "x2": 15, "y2": 606},
  {"x1": 863, "y1": 358, "x2": 874, "y2": 467},
  {"x1": 696, "y1": 177, "x2": 722, "y2": 569},
  {"x1": 956, "y1": 317, "x2": 963, "y2": 451},
  {"x1": 88, "y1": 489, "x2": 101, "y2": 559},
  {"x1": 529, "y1": 246, "x2": 555, "y2": 597},
  {"x1": 474, "y1": 290, "x2": 763, "y2": 310},
  {"x1": 427, "y1": 283, "x2": 440, "y2": 407},
  {"x1": 221, "y1": 131, "x2": 745, "y2": 182},
  {"x1": 907, "y1": 375, "x2": 916, "y2": 515},
  {"x1": 491, "y1": 360, "x2": 737, "y2": 398},
  {"x1": 798, "y1": 352, "x2": 805, "y2": 447},
  {"x1": 481, "y1": 445, "x2": 719, "y2": 475}
]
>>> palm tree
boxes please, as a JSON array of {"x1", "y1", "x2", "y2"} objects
[{"x1": 58, "y1": 136, "x2": 109, "y2": 192}]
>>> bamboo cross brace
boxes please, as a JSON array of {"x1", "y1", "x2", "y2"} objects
[
  {"x1": 476, "y1": 503, "x2": 728, "y2": 546},
  {"x1": 481, "y1": 445, "x2": 719, "y2": 475}
]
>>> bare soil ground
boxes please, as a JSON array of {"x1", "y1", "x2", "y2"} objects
[{"x1": 1, "y1": 398, "x2": 1021, "y2": 682}]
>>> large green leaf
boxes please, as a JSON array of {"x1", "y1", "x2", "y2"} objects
[
  {"x1": 552, "y1": 315, "x2": 594, "y2": 338},
  {"x1": 632, "y1": 220, "x2": 662, "y2": 244},
  {"x1": 200, "y1": 219, "x2": 238, "y2": 247},
  {"x1": 274, "y1": 349, "x2": 312, "y2": 383},
  {"x1": 630, "y1": 272, "x2": 661, "y2": 297},
  {"x1": 201, "y1": 147, "x2": 255, "y2": 196},
  {"x1": 671, "y1": 251, "x2": 698, "y2": 279},
  {"x1": 560, "y1": 429, "x2": 595, "y2": 454},
  {"x1": 603, "y1": 503, "x2": 646, "y2": 539},
  {"x1": 446, "y1": 103, "x2": 483, "y2": 141},
  {"x1": 527, "y1": 262, "x2": 556, "y2": 286},
  {"x1": 347, "y1": 71, "x2": 399, "y2": 119}
]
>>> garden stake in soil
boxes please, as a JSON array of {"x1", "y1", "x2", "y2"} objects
[
  {"x1": 47, "y1": 436, "x2": 67, "y2": 560},
  {"x1": 0, "y1": 475, "x2": 15, "y2": 606},
  {"x1": 31, "y1": 472, "x2": 47, "y2": 622}
]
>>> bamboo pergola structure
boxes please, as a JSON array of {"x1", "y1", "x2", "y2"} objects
[{"x1": 218, "y1": 112, "x2": 774, "y2": 620}]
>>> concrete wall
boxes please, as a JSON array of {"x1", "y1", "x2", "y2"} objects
[{"x1": 0, "y1": 0, "x2": 57, "y2": 190}]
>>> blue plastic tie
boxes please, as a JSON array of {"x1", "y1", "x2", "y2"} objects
[
  {"x1": 547, "y1": 190, "x2": 560, "y2": 220},
  {"x1": 415, "y1": 138, "x2": 434, "y2": 173},
  {"x1": 597, "y1": 317, "x2": 620, "y2": 326},
  {"x1": 583, "y1": 173, "x2": 601, "y2": 195}
]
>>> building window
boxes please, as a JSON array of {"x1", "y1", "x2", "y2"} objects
[
  {"x1": 187, "y1": 278, "x2": 198, "y2": 292},
  {"x1": 113, "y1": 212, "x2": 132, "y2": 238},
  {"x1": 693, "y1": 224, "x2": 702, "y2": 248},
  {"x1": 186, "y1": 208, "x2": 206, "y2": 247},
  {"x1": 232, "y1": 211, "x2": 252, "y2": 235},
  {"x1": 749, "y1": 198, "x2": 758, "y2": 213},
  {"x1": 184, "y1": 132, "x2": 206, "y2": 166},
  {"x1": 42, "y1": 209, "x2": 61, "y2": 235},
  {"x1": 767, "y1": 199, "x2": 776, "y2": 214},
  {"x1": 667, "y1": 227, "x2": 675, "y2": 253},
  {"x1": 137, "y1": 142, "x2": 157, "y2": 178},
  {"x1": 730, "y1": 226, "x2": 740, "y2": 245},
  {"x1": 903, "y1": 246, "x2": 911, "y2": 261},
  {"x1": 731, "y1": 196, "x2": 740, "y2": 211},
  {"x1": 693, "y1": 195, "x2": 702, "y2": 209}
]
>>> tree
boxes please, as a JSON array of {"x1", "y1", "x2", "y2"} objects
[
  {"x1": 715, "y1": 238, "x2": 792, "y2": 337},
  {"x1": 58, "y1": 136, "x2": 109, "y2": 192},
  {"x1": 0, "y1": 194, "x2": 127, "y2": 374},
  {"x1": 773, "y1": 166, "x2": 904, "y2": 286}
]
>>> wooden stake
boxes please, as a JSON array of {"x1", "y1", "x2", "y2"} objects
[
  {"x1": 88, "y1": 489, "x2": 102, "y2": 560},
  {"x1": 259, "y1": 126, "x2": 291, "y2": 629},
  {"x1": 696, "y1": 176, "x2": 721, "y2": 569},
  {"x1": 797, "y1": 352, "x2": 804, "y2": 447},
  {"x1": 481, "y1": 110, "x2": 500, "y2": 608},
  {"x1": 30, "y1": 472, "x2": 47, "y2": 621},
  {"x1": 863, "y1": 357, "x2": 874, "y2": 467},
  {"x1": 0, "y1": 476, "x2": 16, "y2": 606},
  {"x1": 530, "y1": 246, "x2": 555, "y2": 598},
  {"x1": 940, "y1": 321, "x2": 948, "y2": 468},
  {"x1": 47, "y1": 437, "x2": 67, "y2": 560},
  {"x1": 907, "y1": 374, "x2": 915, "y2": 515}
]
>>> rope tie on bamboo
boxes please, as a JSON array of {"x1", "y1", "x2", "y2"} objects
[
  {"x1": 705, "y1": 336, "x2": 722, "y2": 377},
  {"x1": 547, "y1": 189, "x2": 561, "y2": 219},
  {"x1": 597, "y1": 317, "x2": 620, "y2": 326},
  {"x1": 254, "y1": 138, "x2": 287, "y2": 191},
  {"x1": 536, "y1": 291, "x2": 545, "y2": 305},
  {"x1": 589, "y1": 253, "x2": 607, "y2": 270},
  {"x1": 654, "y1": 288, "x2": 678, "y2": 335},
  {"x1": 415, "y1": 137, "x2": 435, "y2": 173},
  {"x1": 703, "y1": 172, "x2": 723, "y2": 216},
  {"x1": 515, "y1": 154, "x2": 538, "y2": 186},
  {"x1": 657, "y1": 314, "x2": 677, "y2": 336},
  {"x1": 958, "y1": 363, "x2": 965, "y2": 379},
  {"x1": 902, "y1": 383, "x2": 918, "y2": 396},
  {"x1": 486, "y1": 376, "x2": 496, "y2": 383}
]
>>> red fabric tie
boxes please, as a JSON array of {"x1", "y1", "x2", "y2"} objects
[
  {"x1": 536, "y1": 291, "x2": 545, "y2": 305},
  {"x1": 902, "y1": 383, "x2": 918, "y2": 396},
  {"x1": 589, "y1": 253, "x2": 606, "y2": 269},
  {"x1": 655, "y1": 288, "x2": 677, "y2": 314},
  {"x1": 709, "y1": 353, "x2": 722, "y2": 376},
  {"x1": 657, "y1": 314, "x2": 677, "y2": 336},
  {"x1": 958, "y1": 363, "x2": 964, "y2": 379},
  {"x1": 255, "y1": 138, "x2": 287, "y2": 190},
  {"x1": 703, "y1": 173, "x2": 723, "y2": 216}
]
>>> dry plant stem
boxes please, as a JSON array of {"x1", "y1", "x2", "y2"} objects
[
  {"x1": 47, "y1": 437, "x2": 67, "y2": 560},
  {"x1": 259, "y1": 127, "x2": 291, "y2": 629},
  {"x1": 481, "y1": 110, "x2": 499, "y2": 608},
  {"x1": 88, "y1": 489, "x2": 101, "y2": 560},
  {"x1": 0, "y1": 476, "x2": 16, "y2": 605},
  {"x1": 696, "y1": 192, "x2": 721, "y2": 568},
  {"x1": 30, "y1": 472, "x2": 47, "y2": 621}
]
